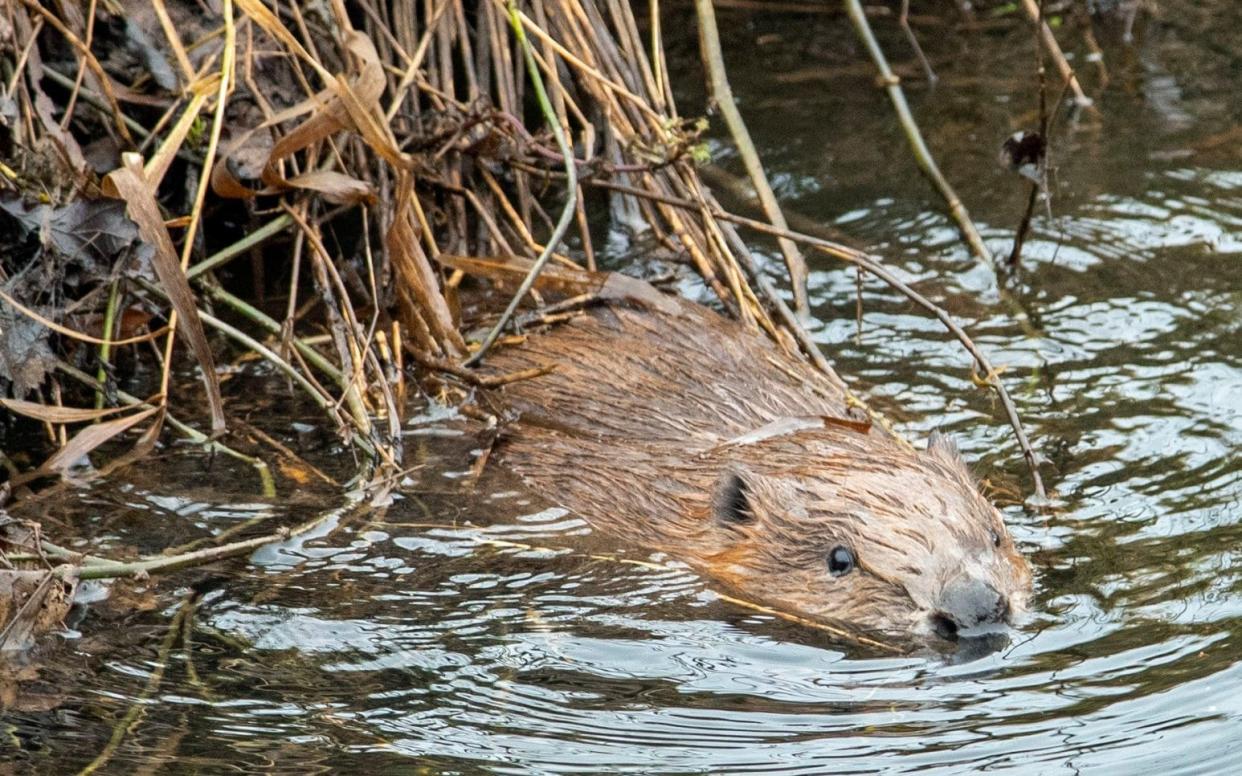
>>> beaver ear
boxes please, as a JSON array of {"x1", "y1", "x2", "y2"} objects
[
  {"x1": 927, "y1": 430, "x2": 979, "y2": 483},
  {"x1": 927, "y1": 430, "x2": 961, "y2": 461},
  {"x1": 713, "y1": 467, "x2": 756, "y2": 527}
]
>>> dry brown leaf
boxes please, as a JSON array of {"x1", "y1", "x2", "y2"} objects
[
  {"x1": 209, "y1": 131, "x2": 265, "y2": 198},
  {"x1": 103, "y1": 153, "x2": 226, "y2": 436},
  {"x1": 389, "y1": 174, "x2": 466, "y2": 355},
  {"x1": 0, "y1": 398, "x2": 141, "y2": 424},
  {"x1": 285, "y1": 170, "x2": 376, "y2": 206},
  {"x1": 211, "y1": 41, "x2": 383, "y2": 203},
  {"x1": 30, "y1": 90, "x2": 89, "y2": 175},
  {"x1": 93, "y1": 407, "x2": 166, "y2": 480},
  {"x1": 257, "y1": 37, "x2": 388, "y2": 189},
  {"x1": 260, "y1": 95, "x2": 353, "y2": 185},
  {"x1": 332, "y1": 33, "x2": 410, "y2": 169},
  {"x1": 38, "y1": 404, "x2": 159, "y2": 476},
  {"x1": 276, "y1": 458, "x2": 313, "y2": 486}
]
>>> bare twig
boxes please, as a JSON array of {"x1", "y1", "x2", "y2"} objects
[
  {"x1": 695, "y1": 0, "x2": 809, "y2": 316},
  {"x1": 900, "y1": 0, "x2": 937, "y2": 85},
  {"x1": 1018, "y1": 0, "x2": 1095, "y2": 110},
  {"x1": 1009, "y1": 0, "x2": 1047, "y2": 271},
  {"x1": 77, "y1": 594, "x2": 193, "y2": 775},
  {"x1": 409, "y1": 348, "x2": 556, "y2": 388},
  {"x1": 842, "y1": 0, "x2": 993, "y2": 266}
]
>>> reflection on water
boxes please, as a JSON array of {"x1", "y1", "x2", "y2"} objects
[{"x1": 6, "y1": 3, "x2": 1241, "y2": 773}]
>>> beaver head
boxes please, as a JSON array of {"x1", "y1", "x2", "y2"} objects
[{"x1": 699, "y1": 431, "x2": 1032, "y2": 641}]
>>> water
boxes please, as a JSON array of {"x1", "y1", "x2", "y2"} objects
[{"x1": 5, "y1": 4, "x2": 1240, "y2": 773}]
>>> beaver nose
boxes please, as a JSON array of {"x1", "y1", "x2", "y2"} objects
[{"x1": 933, "y1": 576, "x2": 1009, "y2": 638}]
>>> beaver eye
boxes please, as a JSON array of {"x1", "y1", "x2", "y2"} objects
[
  {"x1": 827, "y1": 546, "x2": 855, "y2": 576},
  {"x1": 990, "y1": 529, "x2": 1002, "y2": 548}
]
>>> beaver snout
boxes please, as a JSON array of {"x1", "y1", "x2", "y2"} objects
[{"x1": 932, "y1": 575, "x2": 1011, "y2": 640}]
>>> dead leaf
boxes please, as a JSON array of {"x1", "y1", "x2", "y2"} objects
[
  {"x1": 120, "y1": 15, "x2": 179, "y2": 92},
  {"x1": 39, "y1": 404, "x2": 159, "y2": 477},
  {"x1": 0, "y1": 195, "x2": 138, "y2": 273},
  {"x1": 285, "y1": 170, "x2": 376, "y2": 206},
  {"x1": 0, "y1": 398, "x2": 141, "y2": 424},
  {"x1": 102, "y1": 153, "x2": 226, "y2": 436},
  {"x1": 210, "y1": 28, "x2": 386, "y2": 204},
  {"x1": 0, "y1": 515, "x2": 37, "y2": 555},
  {"x1": 93, "y1": 406, "x2": 166, "y2": 480},
  {"x1": 30, "y1": 88, "x2": 88, "y2": 176},
  {"x1": 276, "y1": 458, "x2": 313, "y2": 486}
]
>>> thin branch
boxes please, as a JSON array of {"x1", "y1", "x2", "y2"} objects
[
  {"x1": 900, "y1": 0, "x2": 937, "y2": 85},
  {"x1": 1018, "y1": 0, "x2": 1095, "y2": 110},
  {"x1": 695, "y1": 0, "x2": 809, "y2": 315},
  {"x1": 47, "y1": 489, "x2": 367, "y2": 583},
  {"x1": 842, "y1": 0, "x2": 993, "y2": 266},
  {"x1": 466, "y1": 1, "x2": 579, "y2": 366}
]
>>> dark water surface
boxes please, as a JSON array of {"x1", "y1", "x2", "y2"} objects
[{"x1": 6, "y1": 4, "x2": 1241, "y2": 773}]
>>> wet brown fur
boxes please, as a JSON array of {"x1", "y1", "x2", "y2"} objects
[{"x1": 483, "y1": 276, "x2": 1031, "y2": 638}]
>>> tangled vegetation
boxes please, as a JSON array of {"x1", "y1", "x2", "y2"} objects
[{"x1": 0, "y1": 0, "x2": 1078, "y2": 651}]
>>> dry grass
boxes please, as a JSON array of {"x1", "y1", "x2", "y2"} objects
[
  {"x1": 0, "y1": 0, "x2": 801, "y2": 487},
  {"x1": 0, "y1": 0, "x2": 1054, "y2": 504}
]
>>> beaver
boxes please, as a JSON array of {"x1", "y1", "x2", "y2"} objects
[{"x1": 478, "y1": 271, "x2": 1032, "y2": 642}]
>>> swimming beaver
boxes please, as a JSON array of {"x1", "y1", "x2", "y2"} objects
[{"x1": 479, "y1": 272, "x2": 1031, "y2": 641}]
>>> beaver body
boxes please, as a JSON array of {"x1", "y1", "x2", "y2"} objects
[{"x1": 483, "y1": 273, "x2": 1031, "y2": 641}]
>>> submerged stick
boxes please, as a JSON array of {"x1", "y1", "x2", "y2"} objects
[
  {"x1": 1008, "y1": 0, "x2": 1049, "y2": 269},
  {"x1": 47, "y1": 489, "x2": 368, "y2": 581},
  {"x1": 842, "y1": 0, "x2": 993, "y2": 266},
  {"x1": 77, "y1": 593, "x2": 193, "y2": 776},
  {"x1": 466, "y1": 1, "x2": 578, "y2": 367},
  {"x1": 1010, "y1": 0, "x2": 1074, "y2": 269}
]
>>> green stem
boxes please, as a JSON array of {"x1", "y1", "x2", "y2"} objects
[
  {"x1": 186, "y1": 214, "x2": 293, "y2": 281},
  {"x1": 94, "y1": 279, "x2": 121, "y2": 410},
  {"x1": 135, "y1": 277, "x2": 375, "y2": 458},
  {"x1": 465, "y1": 1, "x2": 579, "y2": 366},
  {"x1": 202, "y1": 283, "x2": 344, "y2": 386}
]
